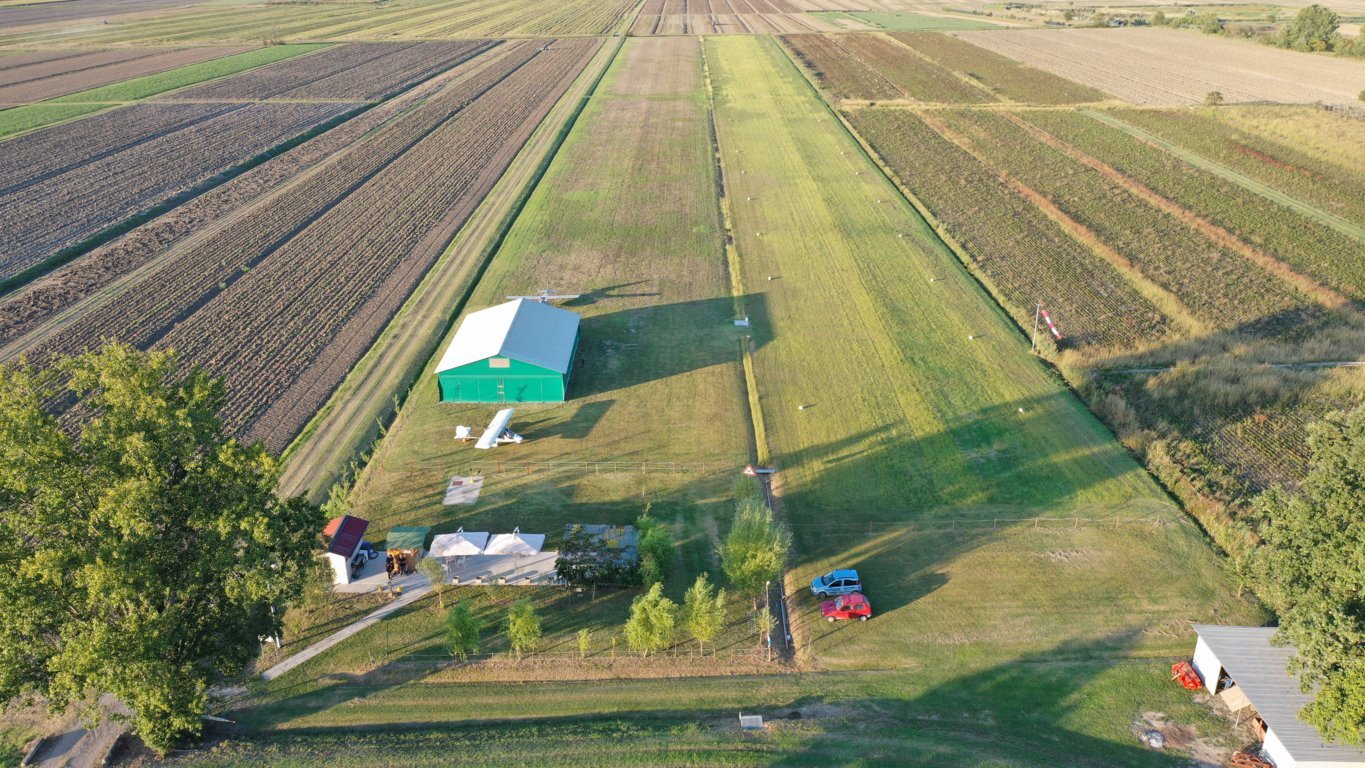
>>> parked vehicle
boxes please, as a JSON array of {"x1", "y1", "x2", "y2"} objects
[
  {"x1": 810, "y1": 569, "x2": 861, "y2": 598},
  {"x1": 821, "y1": 593, "x2": 871, "y2": 622}
]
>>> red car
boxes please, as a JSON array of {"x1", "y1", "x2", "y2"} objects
[{"x1": 821, "y1": 593, "x2": 871, "y2": 622}]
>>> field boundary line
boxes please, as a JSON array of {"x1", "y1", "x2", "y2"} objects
[
  {"x1": 1080, "y1": 109, "x2": 1365, "y2": 246},
  {"x1": 279, "y1": 36, "x2": 624, "y2": 500},
  {"x1": 1013, "y1": 111, "x2": 1361, "y2": 317}
]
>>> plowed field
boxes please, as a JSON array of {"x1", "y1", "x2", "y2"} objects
[
  {"x1": 161, "y1": 41, "x2": 492, "y2": 101},
  {"x1": 0, "y1": 46, "x2": 250, "y2": 104},
  {"x1": 14, "y1": 39, "x2": 600, "y2": 453},
  {"x1": 0, "y1": 101, "x2": 355, "y2": 282}
]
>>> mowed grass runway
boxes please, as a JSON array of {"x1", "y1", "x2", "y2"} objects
[
  {"x1": 203, "y1": 35, "x2": 1264, "y2": 768},
  {"x1": 704, "y1": 34, "x2": 1258, "y2": 666}
]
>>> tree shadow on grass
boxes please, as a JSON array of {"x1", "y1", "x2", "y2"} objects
[{"x1": 215, "y1": 632, "x2": 1202, "y2": 767}]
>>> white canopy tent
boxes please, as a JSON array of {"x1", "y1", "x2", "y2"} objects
[
  {"x1": 484, "y1": 527, "x2": 545, "y2": 556},
  {"x1": 429, "y1": 528, "x2": 490, "y2": 558}
]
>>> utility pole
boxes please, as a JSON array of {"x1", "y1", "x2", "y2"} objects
[{"x1": 1031, "y1": 303, "x2": 1041, "y2": 354}]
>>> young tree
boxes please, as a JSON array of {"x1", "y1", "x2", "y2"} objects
[
  {"x1": 719, "y1": 499, "x2": 791, "y2": 605},
  {"x1": 624, "y1": 583, "x2": 677, "y2": 656},
  {"x1": 418, "y1": 557, "x2": 448, "y2": 609},
  {"x1": 0, "y1": 345, "x2": 321, "y2": 754},
  {"x1": 755, "y1": 607, "x2": 778, "y2": 662},
  {"x1": 636, "y1": 511, "x2": 673, "y2": 588},
  {"x1": 577, "y1": 628, "x2": 592, "y2": 659},
  {"x1": 506, "y1": 600, "x2": 542, "y2": 659},
  {"x1": 681, "y1": 573, "x2": 727, "y2": 653},
  {"x1": 444, "y1": 601, "x2": 481, "y2": 662},
  {"x1": 1249, "y1": 407, "x2": 1365, "y2": 745}
]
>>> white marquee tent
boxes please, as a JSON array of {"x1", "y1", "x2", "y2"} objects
[
  {"x1": 429, "y1": 527, "x2": 490, "y2": 558},
  {"x1": 484, "y1": 527, "x2": 545, "y2": 556}
]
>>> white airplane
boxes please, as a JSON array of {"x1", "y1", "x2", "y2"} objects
[{"x1": 474, "y1": 408, "x2": 524, "y2": 450}]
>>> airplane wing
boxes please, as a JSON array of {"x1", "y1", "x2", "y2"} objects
[{"x1": 474, "y1": 408, "x2": 515, "y2": 450}]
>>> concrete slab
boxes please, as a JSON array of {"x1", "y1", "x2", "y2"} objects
[
  {"x1": 334, "y1": 555, "x2": 426, "y2": 594},
  {"x1": 443, "y1": 475, "x2": 484, "y2": 505},
  {"x1": 439, "y1": 551, "x2": 562, "y2": 586}
]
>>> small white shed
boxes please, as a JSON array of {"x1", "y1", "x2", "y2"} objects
[{"x1": 1191, "y1": 625, "x2": 1365, "y2": 768}]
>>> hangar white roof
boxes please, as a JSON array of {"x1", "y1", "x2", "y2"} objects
[
  {"x1": 436, "y1": 299, "x2": 579, "y2": 375},
  {"x1": 1193, "y1": 625, "x2": 1365, "y2": 766}
]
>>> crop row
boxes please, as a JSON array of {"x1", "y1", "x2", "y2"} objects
[
  {"x1": 782, "y1": 33, "x2": 993, "y2": 104},
  {"x1": 847, "y1": 107, "x2": 1169, "y2": 352},
  {"x1": 0, "y1": 51, "x2": 478, "y2": 348},
  {"x1": 0, "y1": 103, "x2": 234, "y2": 193},
  {"x1": 0, "y1": 46, "x2": 248, "y2": 103},
  {"x1": 1021, "y1": 110, "x2": 1365, "y2": 306},
  {"x1": 1105, "y1": 108, "x2": 1365, "y2": 229},
  {"x1": 888, "y1": 32, "x2": 1106, "y2": 105},
  {"x1": 935, "y1": 109, "x2": 1326, "y2": 341},
  {"x1": 31, "y1": 39, "x2": 600, "y2": 451},
  {"x1": 0, "y1": 102, "x2": 353, "y2": 282},
  {"x1": 165, "y1": 41, "x2": 489, "y2": 101}
]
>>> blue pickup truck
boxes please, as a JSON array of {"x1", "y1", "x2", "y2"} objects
[{"x1": 810, "y1": 569, "x2": 862, "y2": 598}]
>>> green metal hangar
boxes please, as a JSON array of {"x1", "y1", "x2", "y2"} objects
[{"x1": 435, "y1": 298, "x2": 580, "y2": 403}]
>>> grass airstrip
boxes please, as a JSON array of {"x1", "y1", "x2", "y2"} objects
[{"x1": 200, "y1": 35, "x2": 1262, "y2": 767}]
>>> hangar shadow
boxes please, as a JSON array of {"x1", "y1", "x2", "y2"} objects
[{"x1": 569, "y1": 292, "x2": 769, "y2": 398}]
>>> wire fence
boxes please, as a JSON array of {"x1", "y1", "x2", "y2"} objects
[
  {"x1": 788, "y1": 514, "x2": 1174, "y2": 536},
  {"x1": 362, "y1": 647, "x2": 772, "y2": 667},
  {"x1": 453, "y1": 460, "x2": 744, "y2": 476}
]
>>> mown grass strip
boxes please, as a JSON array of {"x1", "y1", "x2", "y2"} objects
[
  {"x1": 49, "y1": 44, "x2": 329, "y2": 103},
  {"x1": 0, "y1": 101, "x2": 112, "y2": 138}
]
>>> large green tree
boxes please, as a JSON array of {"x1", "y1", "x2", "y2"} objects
[
  {"x1": 624, "y1": 583, "x2": 677, "y2": 657},
  {"x1": 1278, "y1": 3, "x2": 1340, "y2": 50},
  {"x1": 1250, "y1": 406, "x2": 1365, "y2": 744},
  {"x1": 0, "y1": 345, "x2": 321, "y2": 753}
]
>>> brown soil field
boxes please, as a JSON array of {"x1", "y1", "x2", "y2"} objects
[
  {"x1": 0, "y1": 0, "x2": 194, "y2": 27},
  {"x1": 13, "y1": 39, "x2": 601, "y2": 453},
  {"x1": 0, "y1": 45, "x2": 249, "y2": 104},
  {"x1": 631, "y1": 0, "x2": 834, "y2": 34},
  {"x1": 160, "y1": 41, "x2": 492, "y2": 102},
  {"x1": 0, "y1": 101, "x2": 356, "y2": 281},
  {"x1": 0, "y1": 53, "x2": 483, "y2": 350},
  {"x1": 955, "y1": 27, "x2": 1365, "y2": 106}
]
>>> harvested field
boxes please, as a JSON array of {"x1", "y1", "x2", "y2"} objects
[
  {"x1": 1213, "y1": 105, "x2": 1365, "y2": 172},
  {"x1": 889, "y1": 32, "x2": 1105, "y2": 104},
  {"x1": 955, "y1": 27, "x2": 1365, "y2": 106},
  {"x1": 161, "y1": 41, "x2": 491, "y2": 102},
  {"x1": 0, "y1": 45, "x2": 249, "y2": 104},
  {"x1": 0, "y1": 101, "x2": 355, "y2": 283},
  {"x1": 782, "y1": 32, "x2": 992, "y2": 103},
  {"x1": 630, "y1": 0, "x2": 836, "y2": 35},
  {"x1": 15, "y1": 39, "x2": 600, "y2": 452},
  {"x1": 847, "y1": 107, "x2": 1170, "y2": 352},
  {"x1": 0, "y1": 0, "x2": 636, "y2": 46},
  {"x1": 0, "y1": 0, "x2": 192, "y2": 27}
]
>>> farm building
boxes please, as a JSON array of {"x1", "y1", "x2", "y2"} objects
[
  {"x1": 1191, "y1": 625, "x2": 1365, "y2": 768},
  {"x1": 435, "y1": 298, "x2": 580, "y2": 403},
  {"x1": 322, "y1": 514, "x2": 369, "y2": 585}
]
